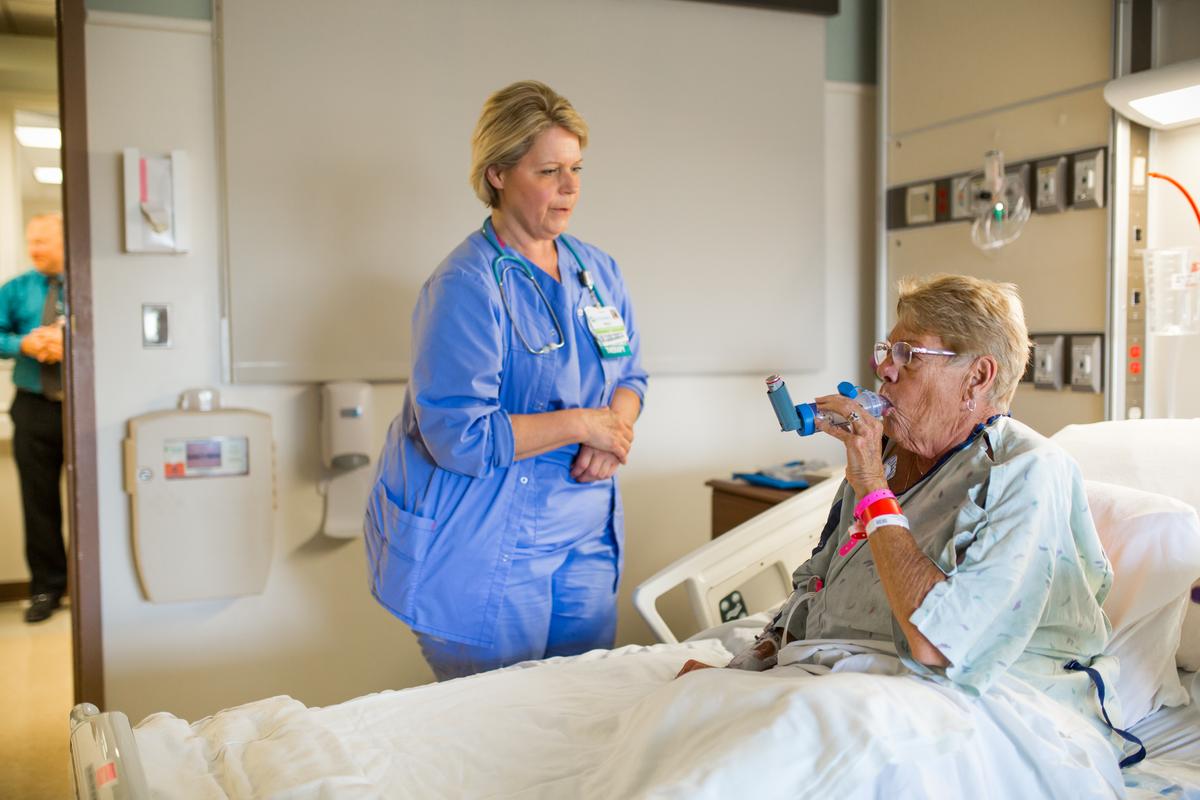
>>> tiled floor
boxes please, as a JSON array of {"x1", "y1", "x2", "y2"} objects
[{"x1": 0, "y1": 600, "x2": 72, "y2": 799}]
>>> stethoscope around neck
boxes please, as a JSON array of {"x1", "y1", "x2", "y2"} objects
[{"x1": 481, "y1": 217, "x2": 606, "y2": 355}]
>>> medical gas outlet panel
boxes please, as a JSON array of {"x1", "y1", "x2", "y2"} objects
[
  {"x1": 887, "y1": 147, "x2": 1107, "y2": 230},
  {"x1": 124, "y1": 389, "x2": 276, "y2": 603}
]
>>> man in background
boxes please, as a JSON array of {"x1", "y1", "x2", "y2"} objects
[{"x1": 0, "y1": 213, "x2": 67, "y2": 623}]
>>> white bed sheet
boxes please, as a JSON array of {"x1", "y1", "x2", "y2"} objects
[
  {"x1": 1131, "y1": 670, "x2": 1200, "y2": 762},
  {"x1": 1123, "y1": 670, "x2": 1200, "y2": 799},
  {"x1": 130, "y1": 637, "x2": 1181, "y2": 800}
]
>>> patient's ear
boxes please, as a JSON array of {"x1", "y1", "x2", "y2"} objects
[{"x1": 968, "y1": 355, "x2": 999, "y2": 398}]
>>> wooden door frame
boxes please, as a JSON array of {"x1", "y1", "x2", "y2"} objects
[{"x1": 57, "y1": 0, "x2": 104, "y2": 708}]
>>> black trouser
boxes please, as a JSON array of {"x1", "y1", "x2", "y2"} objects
[{"x1": 10, "y1": 390, "x2": 66, "y2": 598}]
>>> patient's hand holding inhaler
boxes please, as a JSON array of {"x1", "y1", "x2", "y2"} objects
[
  {"x1": 683, "y1": 379, "x2": 890, "y2": 677},
  {"x1": 765, "y1": 376, "x2": 891, "y2": 436}
]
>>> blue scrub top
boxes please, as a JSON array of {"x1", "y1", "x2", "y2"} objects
[{"x1": 366, "y1": 227, "x2": 648, "y2": 647}]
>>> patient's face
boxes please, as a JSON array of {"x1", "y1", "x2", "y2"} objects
[{"x1": 876, "y1": 324, "x2": 969, "y2": 458}]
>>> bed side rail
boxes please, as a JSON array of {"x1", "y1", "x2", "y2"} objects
[
  {"x1": 69, "y1": 703, "x2": 150, "y2": 800},
  {"x1": 633, "y1": 471, "x2": 843, "y2": 643}
]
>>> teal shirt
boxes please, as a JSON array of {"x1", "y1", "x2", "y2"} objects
[{"x1": 0, "y1": 269, "x2": 63, "y2": 395}]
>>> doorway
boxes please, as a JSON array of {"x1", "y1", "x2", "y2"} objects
[{"x1": 0, "y1": 0, "x2": 101, "y2": 797}]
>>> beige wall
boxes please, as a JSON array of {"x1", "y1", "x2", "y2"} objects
[
  {"x1": 885, "y1": 0, "x2": 1112, "y2": 435},
  {"x1": 86, "y1": 12, "x2": 875, "y2": 722}
]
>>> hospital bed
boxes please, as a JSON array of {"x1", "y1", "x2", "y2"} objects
[{"x1": 70, "y1": 419, "x2": 1200, "y2": 799}]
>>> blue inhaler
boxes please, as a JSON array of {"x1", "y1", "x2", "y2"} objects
[{"x1": 765, "y1": 375, "x2": 891, "y2": 436}]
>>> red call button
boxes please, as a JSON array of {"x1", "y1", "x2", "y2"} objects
[
  {"x1": 1129, "y1": 344, "x2": 1142, "y2": 358},
  {"x1": 1130, "y1": 361, "x2": 1142, "y2": 375}
]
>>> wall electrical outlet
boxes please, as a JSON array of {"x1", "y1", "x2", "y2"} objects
[
  {"x1": 1033, "y1": 334, "x2": 1065, "y2": 390},
  {"x1": 1069, "y1": 334, "x2": 1103, "y2": 393},
  {"x1": 1035, "y1": 156, "x2": 1068, "y2": 213},
  {"x1": 1073, "y1": 149, "x2": 1105, "y2": 209}
]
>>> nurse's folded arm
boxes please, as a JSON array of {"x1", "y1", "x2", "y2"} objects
[
  {"x1": 570, "y1": 387, "x2": 642, "y2": 482},
  {"x1": 510, "y1": 405, "x2": 633, "y2": 463}
]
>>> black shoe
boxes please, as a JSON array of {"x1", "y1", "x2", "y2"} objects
[{"x1": 24, "y1": 593, "x2": 61, "y2": 623}]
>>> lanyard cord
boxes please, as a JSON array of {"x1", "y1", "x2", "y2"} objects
[{"x1": 481, "y1": 218, "x2": 606, "y2": 307}]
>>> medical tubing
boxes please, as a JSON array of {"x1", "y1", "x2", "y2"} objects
[
  {"x1": 854, "y1": 488, "x2": 897, "y2": 521},
  {"x1": 779, "y1": 589, "x2": 817, "y2": 651},
  {"x1": 1147, "y1": 172, "x2": 1200, "y2": 234}
]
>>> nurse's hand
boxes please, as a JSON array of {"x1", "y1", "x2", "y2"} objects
[
  {"x1": 571, "y1": 445, "x2": 621, "y2": 482},
  {"x1": 578, "y1": 408, "x2": 633, "y2": 462},
  {"x1": 813, "y1": 393, "x2": 888, "y2": 499}
]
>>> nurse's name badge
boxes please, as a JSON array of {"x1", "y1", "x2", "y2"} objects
[{"x1": 583, "y1": 305, "x2": 631, "y2": 358}]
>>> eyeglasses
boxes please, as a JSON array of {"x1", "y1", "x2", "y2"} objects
[{"x1": 872, "y1": 340, "x2": 958, "y2": 368}]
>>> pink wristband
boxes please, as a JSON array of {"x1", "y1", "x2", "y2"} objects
[{"x1": 854, "y1": 488, "x2": 896, "y2": 521}]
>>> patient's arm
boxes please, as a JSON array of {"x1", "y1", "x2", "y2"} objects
[
  {"x1": 867, "y1": 523, "x2": 950, "y2": 668},
  {"x1": 675, "y1": 627, "x2": 782, "y2": 678}
]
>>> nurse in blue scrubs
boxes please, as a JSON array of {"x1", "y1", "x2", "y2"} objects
[{"x1": 366, "y1": 80, "x2": 648, "y2": 680}]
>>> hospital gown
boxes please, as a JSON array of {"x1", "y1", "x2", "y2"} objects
[{"x1": 771, "y1": 416, "x2": 1120, "y2": 729}]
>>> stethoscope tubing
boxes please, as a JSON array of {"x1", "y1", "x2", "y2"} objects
[{"x1": 481, "y1": 218, "x2": 616, "y2": 356}]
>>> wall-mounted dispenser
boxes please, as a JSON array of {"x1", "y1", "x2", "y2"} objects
[
  {"x1": 124, "y1": 388, "x2": 275, "y2": 602},
  {"x1": 319, "y1": 382, "x2": 374, "y2": 539}
]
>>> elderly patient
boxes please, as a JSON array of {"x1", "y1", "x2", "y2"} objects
[{"x1": 681, "y1": 274, "x2": 1118, "y2": 728}]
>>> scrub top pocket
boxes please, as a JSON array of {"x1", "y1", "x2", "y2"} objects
[{"x1": 367, "y1": 485, "x2": 439, "y2": 618}]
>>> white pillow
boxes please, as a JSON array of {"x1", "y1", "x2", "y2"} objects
[
  {"x1": 1054, "y1": 419, "x2": 1200, "y2": 670},
  {"x1": 1086, "y1": 480, "x2": 1200, "y2": 725}
]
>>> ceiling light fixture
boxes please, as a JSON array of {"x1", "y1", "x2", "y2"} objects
[
  {"x1": 1104, "y1": 58, "x2": 1200, "y2": 130},
  {"x1": 34, "y1": 166, "x2": 63, "y2": 185},
  {"x1": 15, "y1": 125, "x2": 62, "y2": 149}
]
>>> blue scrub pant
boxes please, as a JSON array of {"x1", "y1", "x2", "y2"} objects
[{"x1": 415, "y1": 531, "x2": 618, "y2": 681}]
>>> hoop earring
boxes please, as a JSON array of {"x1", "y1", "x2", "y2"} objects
[{"x1": 966, "y1": 397, "x2": 977, "y2": 412}]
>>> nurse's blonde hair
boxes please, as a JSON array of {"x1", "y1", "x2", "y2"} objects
[
  {"x1": 470, "y1": 80, "x2": 589, "y2": 208},
  {"x1": 896, "y1": 274, "x2": 1031, "y2": 410}
]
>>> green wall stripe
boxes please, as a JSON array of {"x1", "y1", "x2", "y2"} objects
[
  {"x1": 86, "y1": 0, "x2": 212, "y2": 21},
  {"x1": 826, "y1": 0, "x2": 877, "y2": 84}
]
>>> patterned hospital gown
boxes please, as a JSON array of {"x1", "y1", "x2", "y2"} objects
[{"x1": 778, "y1": 416, "x2": 1120, "y2": 725}]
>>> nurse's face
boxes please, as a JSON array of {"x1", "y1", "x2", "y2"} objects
[{"x1": 490, "y1": 125, "x2": 582, "y2": 241}]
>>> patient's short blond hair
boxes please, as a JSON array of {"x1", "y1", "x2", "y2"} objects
[
  {"x1": 896, "y1": 274, "x2": 1031, "y2": 409},
  {"x1": 470, "y1": 80, "x2": 589, "y2": 208}
]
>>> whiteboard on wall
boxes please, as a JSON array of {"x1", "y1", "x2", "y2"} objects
[{"x1": 218, "y1": 0, "x2": 827, "y2": 382}]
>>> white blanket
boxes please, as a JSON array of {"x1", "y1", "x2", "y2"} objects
[{"x1": 134, "y1": 639, "x2": 1142, "y2": 799}]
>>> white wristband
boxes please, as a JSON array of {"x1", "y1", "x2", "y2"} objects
[{"x1": 866, "y1": 514, "x2": 909, "y2": 535}]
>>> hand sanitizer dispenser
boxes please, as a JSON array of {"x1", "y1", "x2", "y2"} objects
[
  {"x1": 320, "y1": 382, "x2": 374, "y2": 538},
  {"x1": 321, "y1": 382, "x2": 372, "y2": 470}
]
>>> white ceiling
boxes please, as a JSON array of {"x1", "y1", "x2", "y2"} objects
[
  {"x1": 15, "y1": 109, "x2": 60, "y2": 209},
  {"x1": 0, "y1": 0, "x2": 56, "y2": 37}
]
